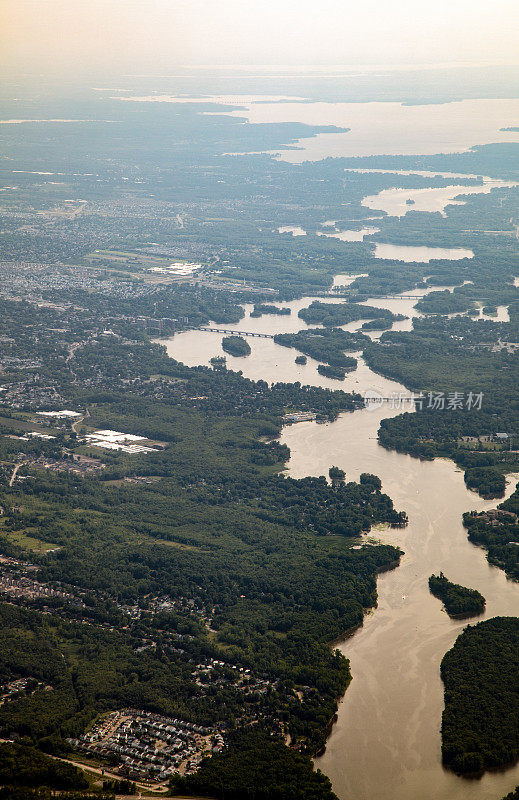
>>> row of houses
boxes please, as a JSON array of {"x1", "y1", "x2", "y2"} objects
[
  {"x1": 459, "y1": 432, "x2": 512, "y2": 447},
  {"x1": 71, "y1": 708, "x2": 221, "y2": 784}
]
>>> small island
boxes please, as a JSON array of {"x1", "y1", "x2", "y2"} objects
[
  {"x1": 317, "y1": 364, "x2": 346, "y2": 380},
  {"x1": 250, "y1": 303, "x2": 291, "y2": 318},
  {"x1": 209, "y1": 355, "x2": 227, "y2": 370},
  {"x1": 222, "y1": 335, "x2": 251, "y2": 357},
  {"x1": 298, "y1": 300, "x2": 404, "y2": 328},
  {"x1": 361, "y1": 318, "x2": 394, "y2": 331},
  {"x1": 275, "y1": 328, "x2": 364, "y2": 370},
  {"x1": 295, "y1": 355, "x2": 307, "y2": 365},
  {"x1": 428, "y1": 572, "x2": 485, "y2": 617}
]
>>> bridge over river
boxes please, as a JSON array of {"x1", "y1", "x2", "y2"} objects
[{"x1": 195, "y1": 326, "x2": 275, "y2": 339}]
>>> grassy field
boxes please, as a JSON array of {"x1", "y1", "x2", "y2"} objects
[
  {"x1": 84, "y1": 248, "x2": 184, "y2": 270},
  {"x1": 0, "y1": 414, "x2": 57, "y2": 435},
  {"x1": 0, "y1": 526, "x2": 60, "y2": 553}
]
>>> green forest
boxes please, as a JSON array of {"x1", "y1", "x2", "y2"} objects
[
  {"x1": 0, "y1": 743, "x2": 88, "y2": 791},
  {"x1": 440, "y1": 617, "x2": 519, "y2": 775},
  {"x1": 171, "y1": 730, "x2": 338, "y2": 799}
]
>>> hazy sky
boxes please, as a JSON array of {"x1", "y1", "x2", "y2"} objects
[{"x1": 2, "y1": 0, "x2": 519, "y2": 77}]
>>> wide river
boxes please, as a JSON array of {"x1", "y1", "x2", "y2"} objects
[{"x1": 159, "y1": 286, "x2": 519, "y2": 800}]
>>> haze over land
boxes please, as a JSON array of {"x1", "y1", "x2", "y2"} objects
[{"x1": 2, "y1": 0, "x2": 519, "y2": 77}]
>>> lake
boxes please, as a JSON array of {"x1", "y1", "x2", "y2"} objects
[
  {"x1": 118, "y1": 95, "x2": 519, "y2": 161},
  {"x1": 373, "y1": 243, "x2": 474, "y2": 262}
]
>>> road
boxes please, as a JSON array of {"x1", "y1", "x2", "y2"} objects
[
  {"x1": 48, "y1": 753, "x2": 170, "y2": 794},
  {"x1": 8, "y1": 462, "x2": 21, "y2": 487},
  {"x1": 0, "y1": 737, "x2": 213, "y2": 798},
  {"x1": 72, "y1": 406, "x2": 90, "y2": 434}
]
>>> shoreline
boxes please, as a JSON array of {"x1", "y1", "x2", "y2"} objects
[{"x1": 318, "y1": 554, "x2": 403, "y2": 755}]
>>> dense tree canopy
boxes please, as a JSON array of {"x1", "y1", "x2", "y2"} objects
[
  {"x1": 171, "y1": 730, "x2": 338, "y2": 800},
  {"x1": 441, "y1": 617, "x2": 519, "y2": 775},
  {"x1": 428, "y1": 573, "x2": 485, "y2": 617}
]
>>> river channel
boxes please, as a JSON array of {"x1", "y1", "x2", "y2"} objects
[{"x1": 159, "y1": 286, "x2": 519, "y2": 800}]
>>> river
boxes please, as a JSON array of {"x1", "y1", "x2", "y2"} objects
[{"x1": 158, "y1": 288, "x2": 519, "y2": 800}]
